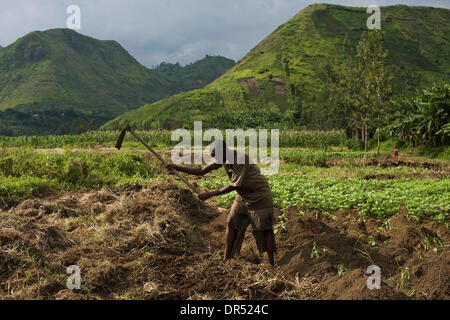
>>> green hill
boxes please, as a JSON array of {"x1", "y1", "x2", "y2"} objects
[
  {"x1": 153, "y1": 55, "x2": 235, "y2": 92},
  {"x1": 0, "y1": 29, "x2": 234, "y2": 135},
  {"x1": 102, "y1": 4, "x2": 450, "y2": 130}
]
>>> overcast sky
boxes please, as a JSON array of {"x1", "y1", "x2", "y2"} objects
[{"x1": 0, "y1": 0, "x2": 448, "y2": 67}]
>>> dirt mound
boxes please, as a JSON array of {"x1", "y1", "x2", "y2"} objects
[
  {"x1": 0, "y1": 183, "x2": 448, "y2": 300},
  {"x1": 0, "y1": 180, "x2": 218, "y2": 299},
  {"x1": 273, "y1": 208, "x2": 449, "y2": 299}
]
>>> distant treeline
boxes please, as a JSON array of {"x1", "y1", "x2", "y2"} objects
[{"x1": 0, "y1": 103, "x2": 112, "y2": 136}]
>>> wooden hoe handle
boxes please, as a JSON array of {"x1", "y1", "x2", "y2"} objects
[{"x1": 127, "y1": 128, "x2": 201, "y2": 195}]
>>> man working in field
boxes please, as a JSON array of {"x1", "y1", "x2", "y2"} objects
[{"x1": 166, "y1": 140, "x2": 276, "y2": 266}]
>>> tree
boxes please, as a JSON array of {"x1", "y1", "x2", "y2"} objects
[
  {"x1": 57, "y1": 123, "x2": 70, "y2": 135},
  {"x1": 355, "y1": 31, "x2": 392, "y2": 153},
  {"x1": 327, "y1": 31, "x2": 392, "y2": 152},
  {"x1": 72, "y1": 118, "x2": 87, "y2": 134},
  {"x1": 326, "y1": 34, "x2": 363, "y2": 143}
]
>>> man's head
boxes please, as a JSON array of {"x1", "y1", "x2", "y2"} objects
[{"x1": 209, "y1": 139, "x2": 228, "y2": 163}]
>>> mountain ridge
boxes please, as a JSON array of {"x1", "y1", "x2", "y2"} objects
[
  {"x1": 0, "y1": 29, "x2": 234, "y2": 135},
  {"x1": 102, "y1": 4, "x2": 450, "y2": 131},
  {"x1": 153, "y1": 55, "x2": 235, "y2": 92}
]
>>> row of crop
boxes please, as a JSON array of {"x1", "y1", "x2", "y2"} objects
[
  {"x1": 0, "y1": 130, "x2": 355, "y2": 149},
  {"x1": 280, "y1": 149, "x2": 378, "y2": 166},
  {"x1": 0, "y1": 131, "x2": 173, "y2": 148},
  {"x1": 199, "y1": 175, "x2": 449, "y2": 222}
]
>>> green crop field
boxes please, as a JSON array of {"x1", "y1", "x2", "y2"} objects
[{"x1": 1, "y1": 131, "x2": 448, "y2": 224}]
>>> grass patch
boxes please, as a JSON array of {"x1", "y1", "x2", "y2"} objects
[
  {"x1": 0, "y1": 149, "x2": 163, "y2": 205},
  {"x1": 0, "y1": 176, "x2": 56, "y2": 206}
]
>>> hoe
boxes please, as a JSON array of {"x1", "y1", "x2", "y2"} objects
[{"x1": 115, "y1": 125, "x2": 201, "y2": 197}]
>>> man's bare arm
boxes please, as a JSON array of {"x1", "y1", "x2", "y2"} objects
[
  {"x1": 166, "y1": 162, "x2": 221, "y2": 176},
  {"x1": 198, "y1": 184, "x2": 236, "y2": 201}
]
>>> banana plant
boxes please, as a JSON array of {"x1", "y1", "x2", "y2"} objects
[{"x1": 386, "y1": 83, "x2": 449, "y2": 147}]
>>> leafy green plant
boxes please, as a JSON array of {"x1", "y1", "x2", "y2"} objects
[
  {"x1": 274, "y1": 211, "x2": 288, "y2": 234},
  {"x1": 337, "y1": 264, "x2": 347, "y2": 278},
  {"x1": 311, "y1": 242, "x2": 321, "y2": 259},
  {"x1": 382, "y1": 220, "x2": 393, "y2": 232},
  {"x1": 420, "y1": 237, "x2": 431, "y2": 251},
  {"x1": 396, "y1": 266, "x2": 411, "y2": 291},
  {"x1": 386, "y1": 82, "x2": 449, "y2": 148},
  {"x1": 367, "y1": 235, "x2": 379, "y2": 247}
]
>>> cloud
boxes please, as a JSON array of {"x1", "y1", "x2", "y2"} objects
[{"x1": 0, "y1": 0, "x2": 449, "y2": 67}]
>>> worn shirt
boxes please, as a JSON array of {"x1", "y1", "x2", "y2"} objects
[{"x1": 221, "y1": 151, "x2": 273, "y2": 210}]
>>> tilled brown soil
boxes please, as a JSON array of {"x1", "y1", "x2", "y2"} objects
[
  {"x1": 0, "y1": 181, "x2": 448, "y2": 300},
  {"x1": 365, "y1": 158, "x2": 445, "y2": 170}
]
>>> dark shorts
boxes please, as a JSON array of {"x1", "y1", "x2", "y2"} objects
[{"x1": 227, "y1": 195, "x2": 274, "y2": 231}]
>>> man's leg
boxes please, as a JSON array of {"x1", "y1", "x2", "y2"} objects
[
  {"x1": 248, "y1": 207, "x2": 276, "y2": 266},
  {"x1": 263, "y1": 230, "x2": 275, "y2": 266},
  {"x1": 231, "y1": 215, "x2": 250, "y2": 257},
  {"x1": 225, "y1": 196, "x2": 246, "y2": 260},
  {"x1": 225, "y1": 221, "x2": 237, "y2": 259}
]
